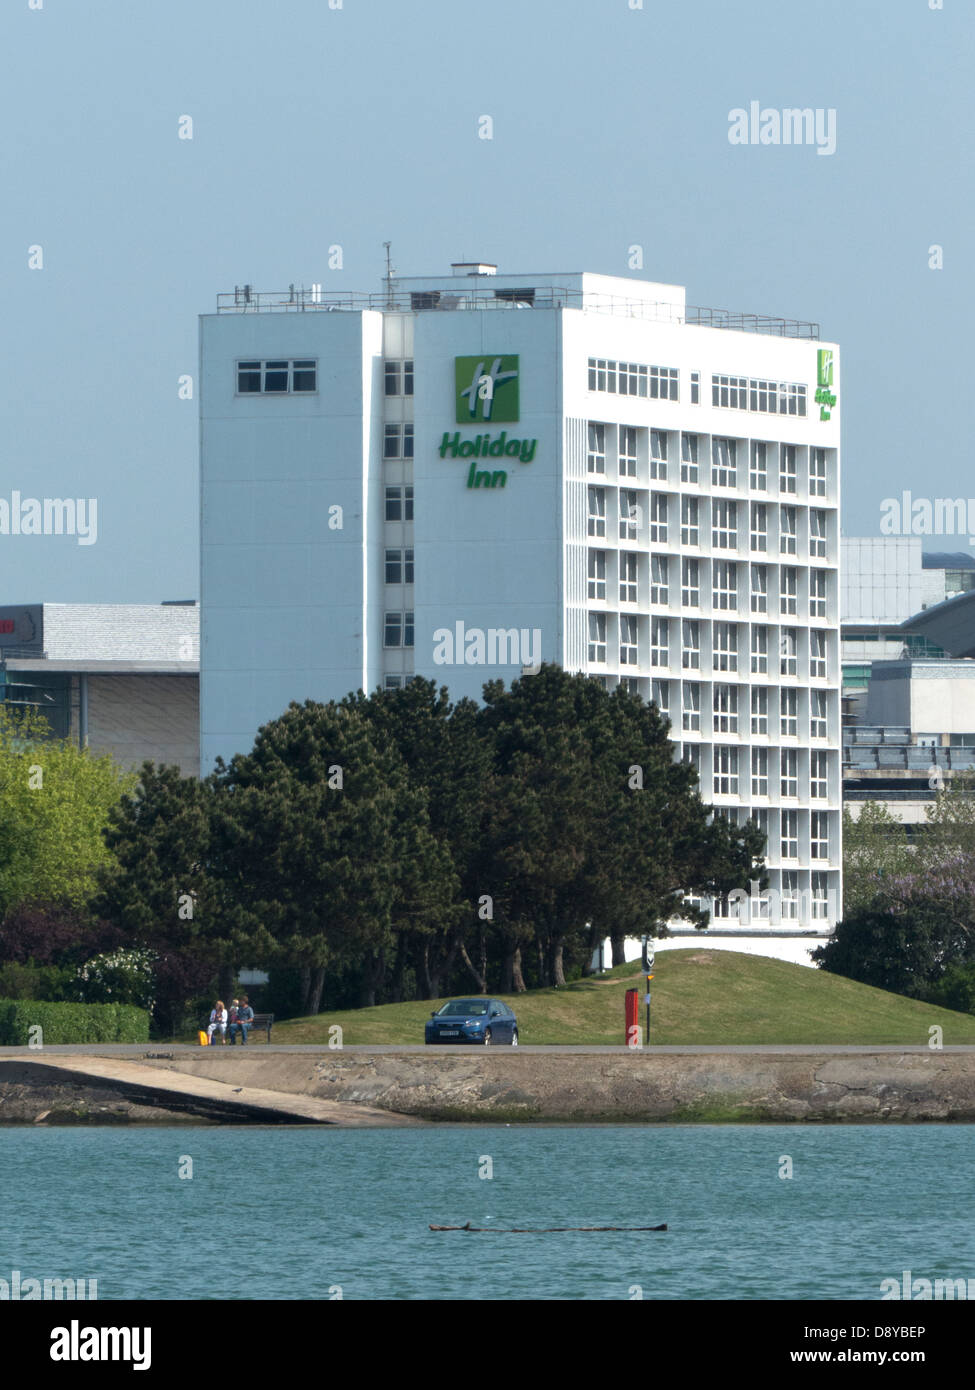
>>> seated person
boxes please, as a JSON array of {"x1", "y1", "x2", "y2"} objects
[
  {"x1": 207, "y1": 1001, "x2": 228, "y2": 1045},
  {"x1": 229, "y1": 995, "x2": 256, "y2": 1044}
]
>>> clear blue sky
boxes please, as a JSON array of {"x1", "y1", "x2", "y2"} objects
[{"x1": 1, "y1": 0, "x2": 971, "y2": 602}]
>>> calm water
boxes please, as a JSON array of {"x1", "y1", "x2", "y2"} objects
[{"x1": 0, "y1": 1124, "x2": 973, "y2": 1300}]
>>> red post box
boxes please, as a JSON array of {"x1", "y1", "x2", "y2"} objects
[{"x1": 625, "y1": 987, "x2": 640, "y2": 1047}]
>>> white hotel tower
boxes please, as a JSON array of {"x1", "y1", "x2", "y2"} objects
[{"x1": 200, "y1": 264, "x2": 841, "y2": 956}]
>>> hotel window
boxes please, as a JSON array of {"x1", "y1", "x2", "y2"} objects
[
  {"x1": 713, "y1": 560, "x2": 737, "y2": 611},
  {"x1": 810, "y1": 750, "x2": 828, "y2": 799},
  {"x1": 649, "y1": 493, "x2": 667, "y2": 543},
  {"x1": 751, "y1": 686, "x2": 768, "y2": 735},
  {"x1": 811, "y1": 811, "x2": 829, "y2": 860},
  {"x1": 810, "y1": 447, "x2": 827, "y2": 497},
  {"x1": 588, "y1": 613, "x2": 607, "y2": 664},
  {"x1": 651, "y1": 680, "x2": 670, "y2": 715},
  {"x1": 682, "y1": 558, "x2": 700, "y2": 608},
  {"x1": 682, "y1": 744, "x2": 701, "y2": 775},
  {"x1": 713, "y1": 684, "x2": 738, "y2": 733},
  {"x1": 621, "y1": 615, "x2": 639, "y2": 666},
  {"x1": 680, "y1": 433, "x2": 699, "y2": 483},
  {"x1": 384, "y1": 359, "x2": 414, "y2": 395},
  {"x1": 713, "y1": 622, "x2": 738, "y2": 673},
  {"x1": 780, "y1": 688, "x2": 798, "y2": 738},
  {"x1": 749, "y1": 441, "x2": 768, "y2": 491},
  {"x1": 781, "y1": 870, "x2": 799, "y2": 920},
  {"x1": 385, "y1": 547, "x2": 413, "y2": 584},
  {"x1": 384, "y1": 675, "x2": 404, "y2": 690},
  {"x1": 682, "y1": 682, "x2": 701, "y2": 731},
  {"x1": 779, "y1": 506, "x2": 797, "y2": 556},
  {"x1": 587, "y1": 422, "x2": 606, "y2": 474},
  {"x1": 384, "y1": 424, "x2": 414, "y2": 459},
  {"x1": 780, "y1": 566, "x2": 798, "y2": 616},
  {"x1": 681, "y1": 620, "x2": 700, "y2": 670},
  {"x1": 780, "y1": 628, "x2": 797, "y2": 676},
  {"x1": 780, "y1": 444, "x2": 797, "y2": 494},
  {"x1": 681, "y1": 496, "x2": 699, "y2": 546},
  {"x1": 713, "y1": 747, "x2": 739, "y2": 796},
  {"x1": 750, "y1": 564, "x2": 768, "y2": 614},
  {"x1": 781, "y1": 809, "x2": 799, "y2": 858},
  {"x1": 650, "y1": 617, "x2": 669, "y2": 667},
  {"x1": 781, "y1": 750, "x2": 798, "y2": 799},
  {"x1": 711, "y1": 437, "x2": 737, "y2": 488},
  {"x1": 690, "y1": 371, "x2": 700, "y2": 405},
  {"x1": 750, "y1": 503, "x2": 767, "y2": 552},
  {"x1": 385, "y1": 486, "x2": 404, "y2": 521},
  {"x1": 811, "y1": 871, "x2": 829, "y2": 920},
  {"x1": 809, "y1": 509, "x2": 827, "y2": 559},
  {"x1": 649, "y1": 429, "x2": 667, "y2": 480},
  {"x1": 620, "y1": 677, "x2": 640, "y2": 694},
  {"x1": 620, "y1": 426, "x2": 639, "y2": 478},
  {"x1": 809, "y1": 568, "x2": 827, "y2": 618},
  {"x1": 623, "y1": 551, "x2": 641, "y2": 604},
  {"x1": 622, "y1": 489, "x2": 643, "y2": 541},
  {"x1": 649, "y1": 365, "x2": 679, "y2": 400},
  {"x1": 620, "y1": 362, "x2": 646, "y2": 396},
  {"x1": 751, "y1": 747, "x2": 768, "y2": 797},
  {"x1": 587, "y1": 486, "x2": 606, "y2": 537},
  {"x1": 750, "y1": 625, "x2": 769, "y2": 674},
  {"x1": 712, "y1": 498, "x2": 737, "y2": 550},
  {"x1": 588, "y1": 549, "x2": 607, "y2": 600},
  {"x1": 236, "y1": 358, "x2": 317, "y2": 394},
  {"x1": 810, "y1": 630, "x2": 828, "y2": 678},
  {"x1": 384, "y1": 611, "x2": 414, "y2": 648},
  {"x1": 810, "y1": 690, "x2": 828, "y2": 739},
  {"x1": 712, "y1": 375, "x2": 748, "y2": 409},
  {"x1": 649, "y1": 554, "x2": 667, "y2": 605}
]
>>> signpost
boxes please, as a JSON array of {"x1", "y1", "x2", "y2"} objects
[{"x1": 641, "y1": 937, "x2": 655, "y2": 1045}]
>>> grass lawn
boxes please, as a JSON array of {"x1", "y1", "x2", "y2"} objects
[{"x1": 254, "y1": 950, "x2": 975, "y2": 1047}]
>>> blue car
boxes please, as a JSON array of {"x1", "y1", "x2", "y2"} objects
[{"x1": 425, "y1": 997, "x2": 519, "y2": 1046}]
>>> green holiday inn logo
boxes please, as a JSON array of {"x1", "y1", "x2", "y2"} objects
[
  {"x1": 816, "y1": 348, "x2": 836, "y2": 421},
  {"x1": 456, "y1": 355, "x2": 519, "y2": 423}
]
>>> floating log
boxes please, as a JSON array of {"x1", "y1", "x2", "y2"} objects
[{"x1": 430, "y1": 1221, "x2": 667, "y2": 1233}]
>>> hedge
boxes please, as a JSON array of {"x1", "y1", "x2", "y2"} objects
[{"x1": 0, "y1": 999, "x2": 149, "y2": 1045}]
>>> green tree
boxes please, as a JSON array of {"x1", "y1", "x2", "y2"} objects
[
  {"x1": 841, "y1": 802, "x2": 914, "y2": 916},
  {"x1": 0, "y1": 705, "x2": 134, "y2": 918}
]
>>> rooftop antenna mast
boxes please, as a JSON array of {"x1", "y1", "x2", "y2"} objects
[{"x1": 383, "y1": 242, "x2": 395, "y2": 307}]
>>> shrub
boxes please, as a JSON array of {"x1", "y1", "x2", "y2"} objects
[
  {"x1": 75, "y1": 947, "x2": 155, "y2": 1011},
  {"x1": 0, "y1": 999, "x2": 149, "y2": 1045},
  {"x1": 0, "y1": 960, "x2": 73, "y2": 1001},
  {"x1": 924, "y1": 963, "x2": 975, "y2": 1016}
]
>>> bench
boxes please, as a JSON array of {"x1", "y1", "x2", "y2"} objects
[{"x1": 202, "y1": 1013, "x2": 274, "y2": 1044}]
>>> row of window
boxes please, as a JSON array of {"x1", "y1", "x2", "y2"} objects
[
  {"x1": 711, "y1": 375, "x2": 807, "y2": 417},
  {"x1": 587, "y1": 489, "x2": 832, "y2": 558},
  {"x1": 587, "y1": 358, "x2": 681, "y2": 400},
  {"x1": 587, "y1": 552, "x2": 829, "y2": 617},
  {"x1": 588, "y1": 615, "x2": 831, "y2": 677},
  {"x1": 707, "y1": 869, "x2": 833, "y2": 920},
  {"x1": 587, "y1": 428, "x2": 828, "y2": 496},
  {"x1": 237, "y1": 359, "x2": 317, "y2": 394},
  {"x1": 668, "y1": 684, "x2": 830, "y2": 742}
]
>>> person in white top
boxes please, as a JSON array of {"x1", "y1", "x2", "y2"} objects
[{"x1": 207, "y1": 1001, "x2": 229, "y2": 1045}]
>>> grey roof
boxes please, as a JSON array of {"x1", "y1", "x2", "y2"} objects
[
  {"x1": 922, "y1": 552, "x2": 975, "y2": 570},
  {"x1": 901, "y1": 589, "x2": 975, "y2": 658}
]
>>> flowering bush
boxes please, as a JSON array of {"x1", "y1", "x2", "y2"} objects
[{"x1": 75, "y1": 947, "x2": 156, "y2": 1012}]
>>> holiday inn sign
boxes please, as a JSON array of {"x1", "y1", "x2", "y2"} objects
[{"x1": 444, "y1": 355, "x2": 537, "y2": 488}]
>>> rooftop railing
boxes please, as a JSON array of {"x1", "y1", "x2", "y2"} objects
[{"x1": 215, "y1": 286, "x2": 820, "y2": 339}]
